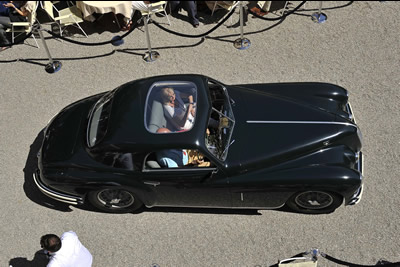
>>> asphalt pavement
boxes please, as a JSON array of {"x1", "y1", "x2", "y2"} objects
[{"x1": 1, "y1": 1, "x2": 400, "y2": 266}]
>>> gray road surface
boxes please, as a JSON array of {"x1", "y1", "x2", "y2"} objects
[{"x1": 1, "y1": 2, "x2": 399, "y2": 266}]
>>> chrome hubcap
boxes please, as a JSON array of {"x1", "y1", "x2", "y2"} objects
[
  {"x1": 97, "y1": 189, "x2": 134, "y2": 209},
  {"x1": 295, "y1": 191, "x2": 333, "y2": 209}
]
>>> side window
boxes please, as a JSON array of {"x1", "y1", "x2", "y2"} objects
[
  {"x1": 144, "y1": 149, "x2": 213, "y2": 170},
  {"x1": 90, "y1": 152, "x2": 143, "y2": 170}
]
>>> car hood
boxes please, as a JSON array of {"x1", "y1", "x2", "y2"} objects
[
  {"x1": 40, "y1": 94, "x2": 104, "y2": 165},
  {"x1": 225, "y1": 85, "x2": 360, "y2": 173}
]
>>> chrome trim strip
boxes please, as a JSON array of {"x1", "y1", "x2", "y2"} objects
[
  {"x1": 143, "y1": 181, "x2": 160, "y2": 187},
  {"x1": 358, "y1": 151, "x2": 364, "y2": 175},
  {"x1": 145, "y1": 203, "x2": 286, "y2": 210},
  {"x1": 247, "y1": 120, "x2": 357, "y2": 128},
  {"x1": 348, "y1": 183, "x2": 363, "y2": 205},
  {"x1": 143, "y1": 167, "x2": 217, "y2": 173},
  {"x1": 33, "y1": 171, "x2": 83, "y2": 205},
  {"x1": 348, "y1": 152, "x2": 364, "y2": 205},
  {"x1": 346, "y1": 103, "x2": 357, "y2": 123}
]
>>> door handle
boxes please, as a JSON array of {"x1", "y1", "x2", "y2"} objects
[{"x1": 143, "y1": 181, "x2": 160, "y2": 187}]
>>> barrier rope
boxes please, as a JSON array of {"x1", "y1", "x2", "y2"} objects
[
  {"x1": 3, "y1": 1, "x2": 326, "y2": 49},
  {"x1": 43, "y1": 20, "x2": 138, "y2": 46},
  {"x1": 323, "y1": 253, "x2": 400, "y2": 267},
  {"x1": 151, "y1": 6, "x2": 237, "y2": 38},
  {"x1": 248, "y1": 1, "x2": 306, "y2": 21}
]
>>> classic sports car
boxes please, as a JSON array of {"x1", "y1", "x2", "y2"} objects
[{"x1": 34, "y1": 75, "x2": 363, "y2": 214}]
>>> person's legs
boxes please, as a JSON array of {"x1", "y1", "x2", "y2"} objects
[
  {"x1": 168, "y1": 1, "x2": 181, "y2": 14},
  {"x1": 181, "y1": 1, "x2": 199, "y2": 27},
  {"x1": 0, "y1": 24, "x2": 10, "y2": 47},
  {"x1": 0, "y1": 16, "x2": 11, "y2": 26}
]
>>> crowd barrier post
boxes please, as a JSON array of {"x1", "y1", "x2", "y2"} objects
[
  {"x1": 233, "y1": 1, "x2": 251, "y2": 50},
  {"x1": 143, "y1": 17, "x2": 160, "y2": 62},
  {"x1": 311, "y1": 1, "x2": 327, "y2": 23},
  {"x1": 37, "y1": 24, "x2": 62, "y2": 73}
]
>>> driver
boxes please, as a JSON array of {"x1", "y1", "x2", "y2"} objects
[{"x1": 160, "y1": 87, "x2": 196, "y2": 131}]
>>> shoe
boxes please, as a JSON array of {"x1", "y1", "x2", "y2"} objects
[
  {"x1": 250, "y1": 6, "x2": 268, "y2": 17},
  {"x1": 193, "y1": 23, "x2": 199, "y2": 28},
  {"x1": 121, "y1": 20, "x2": 133, "y2": 31}
]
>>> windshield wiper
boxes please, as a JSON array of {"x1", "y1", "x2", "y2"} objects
[
  {"x1": 221, "y1": 139, "x2": 235, "y2": 158},
  {"x1": 212, "y1": 107, "x2": 235, "y2": 123}
]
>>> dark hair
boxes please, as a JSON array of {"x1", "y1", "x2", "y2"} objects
[
  {"x1": 14, "y1": 1, "x2": 28, "y2": 8},
  {"x1": 40, "y1": 234, "x2": 62, "y2": 252}
]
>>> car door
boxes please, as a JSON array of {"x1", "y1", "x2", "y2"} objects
[
  {"x1": 228, "y1": 173, "x2": 294, "y2": 209},
  {"x1": 141, "y1": 167, "x2": 231, "y2": 208}
]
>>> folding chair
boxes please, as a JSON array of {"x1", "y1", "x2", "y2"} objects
[
  {"x1": 6, "y1": 1, "x2": 39, "y2": 48},
  {"x1": 42, "y1": 1, "x2": 88, "y2": 37},
  {"x1": 210, "y1": 1, "x2": 239, "y2": 25},
  {"x1": 140, "y1": 1, "x2": 171, "y2": 26},
  {"x1": 210, "y1": 1, "x2": 239, "y2": 16}
]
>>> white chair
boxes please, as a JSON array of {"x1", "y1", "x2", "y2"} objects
[
  {"x1": 42, "y1": 1, "x2": 88, "y2": 37},
  {"x1": 140, "y1": 1, "x2": 171, "y2": 26},
  {"x1": 210, "y1": 1, "x2": 239, "y2": 16},
  {"x1": 5, "y1": 1, "x2": 39, "y2": 48},
  {"x1": 209, "y1": 1, "x2": 239, "y2": 25}
]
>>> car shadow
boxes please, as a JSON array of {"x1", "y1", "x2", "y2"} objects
[
  {"x1": 23, "y1": 130, "x2": 73, "y2": 212},
  {"x1": 141, "y1": 205, "x2": 335, "y2": 216},
  {"x1": 143, "y1": 206, "x2": 263, "y2": 215},
  {"x1": 9, "y1": 250, "x2": 49, "y2": 267}
]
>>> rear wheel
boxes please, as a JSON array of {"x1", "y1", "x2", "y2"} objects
[
  {"x1": 286, "y1": 191, "x2": 343, "y2": 214},
  {"x1": 88, "y1": 188, "x2": 143, "y2": 213}
]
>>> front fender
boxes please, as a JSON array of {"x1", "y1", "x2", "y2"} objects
[{"x1": 229, "y1": 165, "x2": 362, "y2": 201}]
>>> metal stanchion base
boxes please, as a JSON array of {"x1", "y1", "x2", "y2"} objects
[
  {"x1": 111, "y1": 36, "x2": 124, "y2": 46},
  {"x1": 311, "y1": 13, "x2": 327, "y2": 23},
  {"x1": 143, "y1": 51, "x2": 160, "y2": 62},
  {"x1": 45, "y1": 61, "x2": 62, "y2": 74},
  {"x1": 233, "y1": 38, "x2": 251, "y2": 50}
]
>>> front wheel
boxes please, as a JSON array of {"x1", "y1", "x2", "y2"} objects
[
  {"x1": 286, "y1": 191, "x2": 343, "y2": 214},
  {"x1": 88, "y1": 188, "x2": 143, "y2": 213}
]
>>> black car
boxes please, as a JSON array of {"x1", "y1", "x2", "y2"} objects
[{"x1": 34, "y1": 75, "x2": 363, "y2": 214}]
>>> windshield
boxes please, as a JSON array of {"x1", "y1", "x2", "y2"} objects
[
  {"x1": 206, "y1": 81, "x2": 235, "y2": 161},
  {"x1": 87, "y1": 91, "x2": 115, "y2": 147}
]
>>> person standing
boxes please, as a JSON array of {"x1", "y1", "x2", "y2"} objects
[{"x1": 40, "y1": 231, "x2": 93, "y2": 267}]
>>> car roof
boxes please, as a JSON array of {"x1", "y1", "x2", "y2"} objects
[{"x1": 98, "y1": 74, "x2": 212, "y2": 152}]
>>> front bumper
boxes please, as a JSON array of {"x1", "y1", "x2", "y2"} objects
[
  {"x1": 33, "y1": 170, "x2": 84, "y2": 205},
  {"x1": 347, "y1": 151, "x2": 364, "y2": 205}
]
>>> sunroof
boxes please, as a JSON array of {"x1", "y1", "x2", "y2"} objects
[{"x1": 144, "y1": 81, "x2": 198, "y2": 134}]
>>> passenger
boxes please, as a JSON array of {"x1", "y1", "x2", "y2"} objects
[
  {"x1": 156, "y1": 128, "x2": 186, "y2": 167},
  {"x1": 157, "y1": 149, "x2": 210, "y2": 168},
  {"x1": 0, "y1": 1, "x2": 35, "y2": 50},
  {"x1": 155, "y1": 128, "x2": 210, "y2": 167},
  {"x1": 160, "y1": 87, "x2": 196, "y2": 131}
]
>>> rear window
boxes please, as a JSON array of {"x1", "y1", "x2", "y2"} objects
[{"x1": 144, "y1": 81, "x2": 198, "y2": 134}]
